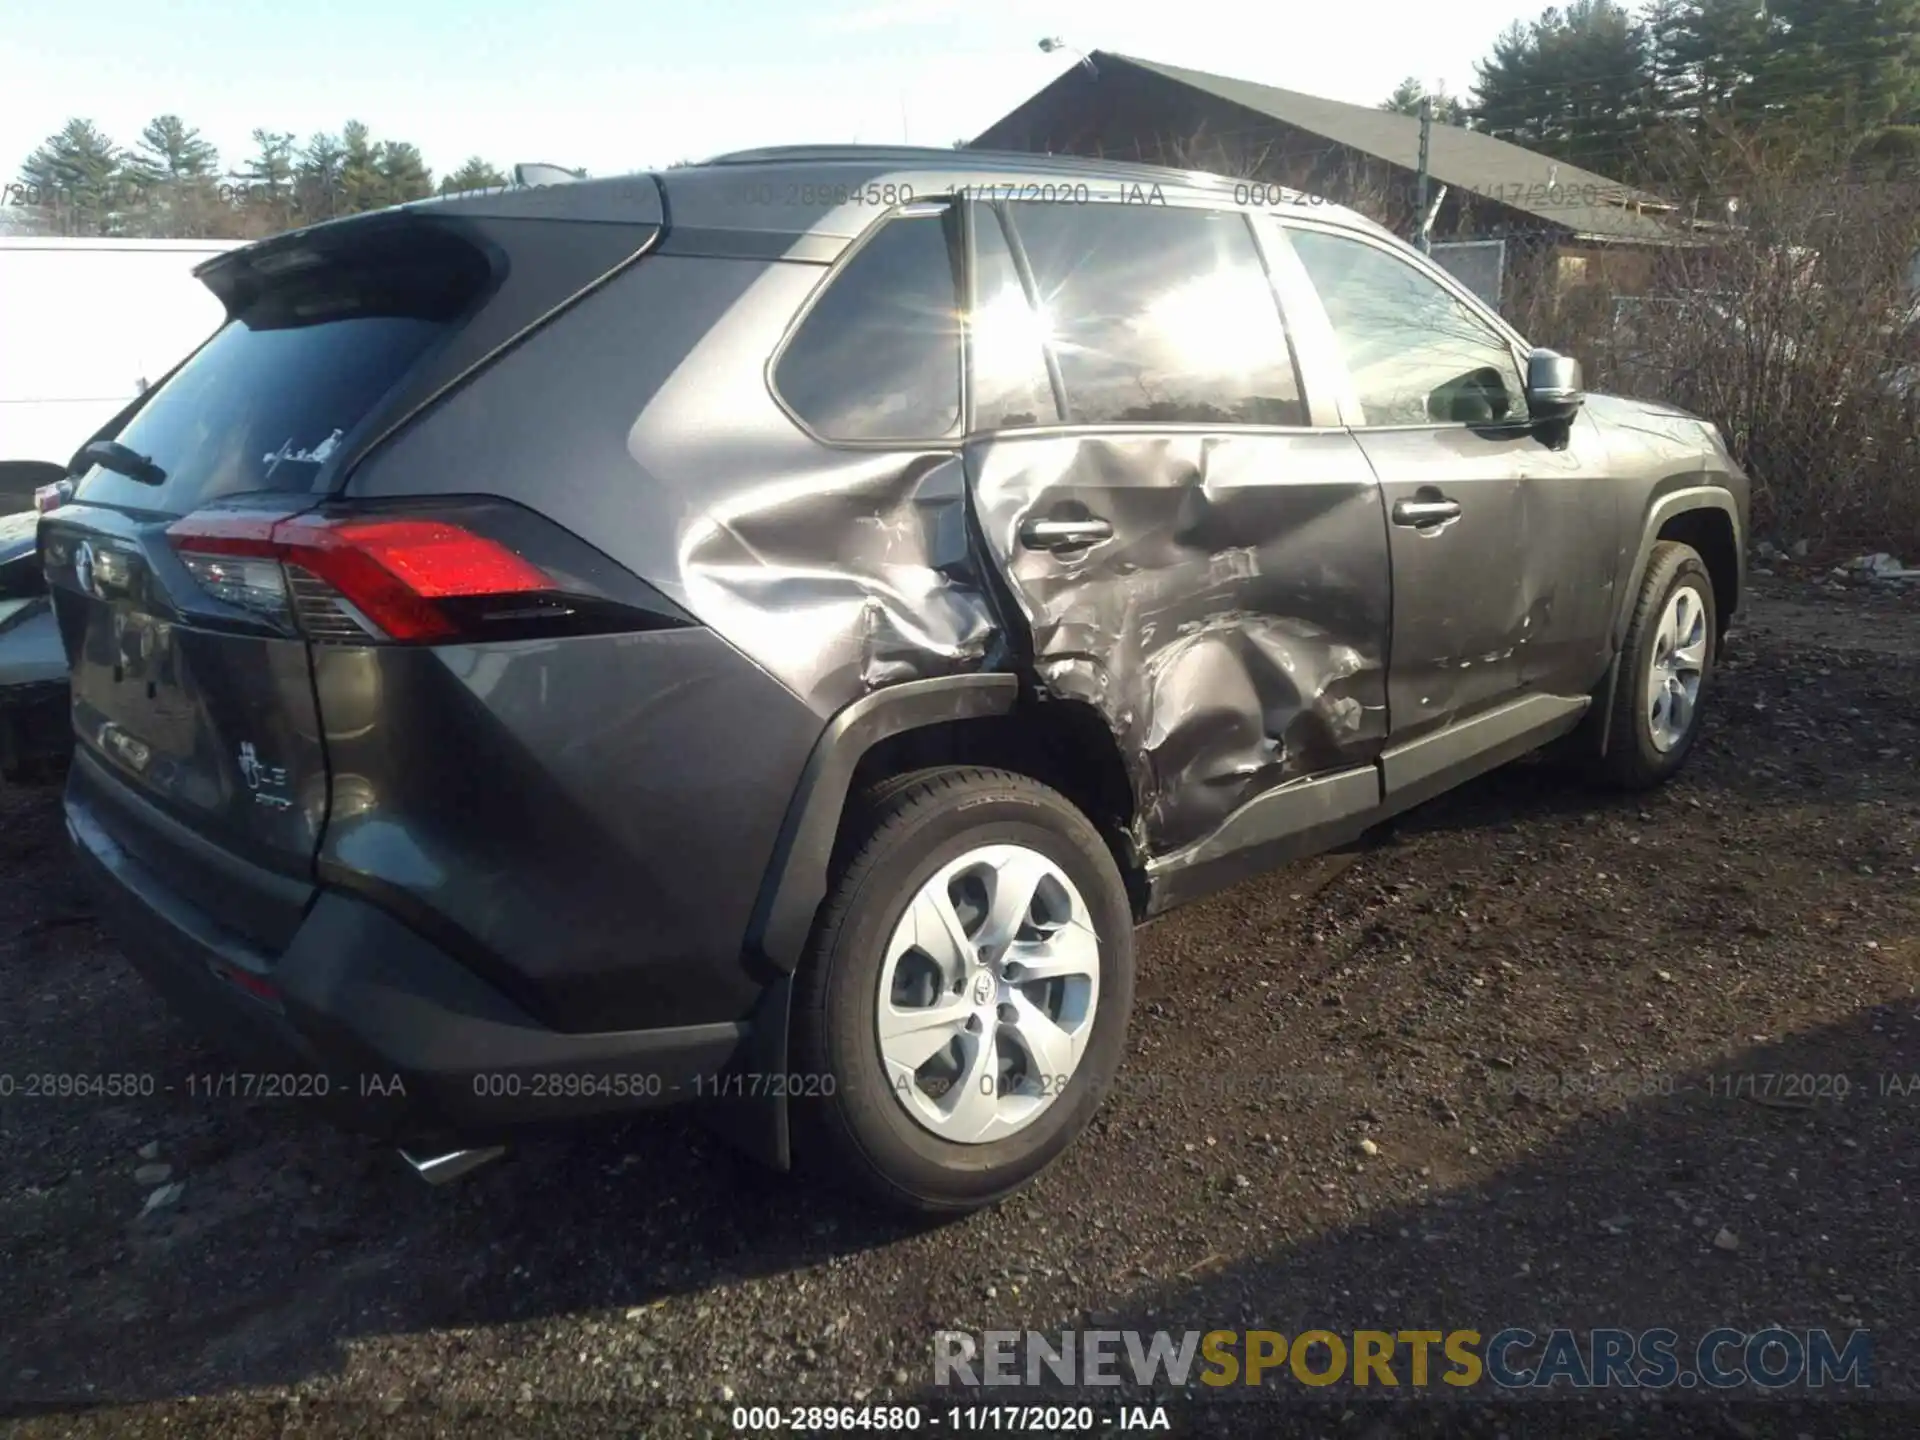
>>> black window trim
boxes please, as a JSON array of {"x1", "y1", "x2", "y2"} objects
[
  {"x1": 965, "y1": 199, "x2": 1068, "y2": 432},
  {"x1": 969, "y1": 197, "x2": 1325, "y2": 439},
  {"x1": 1275, "y1": 215, "x2": 1536, "y2": 435},
  {"x1": 764, "y1": 199, "x2": 968, "y2": 451}
]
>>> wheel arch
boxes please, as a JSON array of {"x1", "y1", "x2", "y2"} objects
[
  {"x1": 1612, "y1": 486, "x2": 1743, "y2": 652},
  {"x1": 711, "y1": 673, "x2": 1018, "y2": 1171},
  {"x1": 840, "y1": 698, "x2": 1144, "y2": 914},
  {"x1": 1654, "y1": 507, "x2": 1740, "y2": 640},
  {"x1": 1596, "y1": 487, "x2": 1742, "y2": 760},
  {"x1": 746, "y1": 673, "x2": 1023, "y2": 978},
  {"x1": 716, "y1": 674, "x2": 1137, "y2": 1171}
]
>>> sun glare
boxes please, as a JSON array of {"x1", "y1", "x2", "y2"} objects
[
  {"x1": 1139, "y1": 269, "x2": 1283, "y2": 375},
  {"x1": 969, "y1": 285, "x2": 1054, "y2": 375}
]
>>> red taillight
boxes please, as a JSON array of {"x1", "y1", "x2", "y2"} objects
[{"x1": 167, "y1": 510, "x2": 554, "y2": 642}]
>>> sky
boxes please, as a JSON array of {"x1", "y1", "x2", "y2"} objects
[{"x1": 1, "y1": 0, "x2": 1542, "y2": 183}]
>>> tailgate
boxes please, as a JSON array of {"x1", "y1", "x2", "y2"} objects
[
  {"x1": 45, "y1": 499, "x2": 328, "y2": 893},
  {"x1": 41, "y1": 222, "x2": 498, "y2": 950}
]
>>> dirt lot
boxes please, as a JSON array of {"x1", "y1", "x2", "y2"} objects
[{"x1": 2, "y1": 575, "x2": 1917, "y2": 1439}]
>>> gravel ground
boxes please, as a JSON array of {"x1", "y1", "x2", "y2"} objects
[{"x1": 2, "y1": 575, "x2": 1917, "y2": 1440}]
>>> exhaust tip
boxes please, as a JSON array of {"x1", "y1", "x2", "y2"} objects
[{"x1": 399, "y1": 1145, "x2": 506, "y2": 1185}]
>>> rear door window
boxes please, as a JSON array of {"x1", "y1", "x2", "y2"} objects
[
  {"x1": 774, "y1": 211, "x2": 963, "y2": 443},
  {"x1": 75, "y1": 231, "x2": 488, "y2": 515},
  {"x1": 1001, "y1": 202, "x2": 1306, "y2": 427}
]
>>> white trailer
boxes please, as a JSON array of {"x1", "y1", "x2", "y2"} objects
[{"x1": 0, "y1": 237, "x2": 240, "y2": 487}]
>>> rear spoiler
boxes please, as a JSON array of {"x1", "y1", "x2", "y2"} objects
[{"x1": 193, "y1": 169, "x2": 662, "y2": 305}]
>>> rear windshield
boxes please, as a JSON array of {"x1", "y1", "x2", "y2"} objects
[{"x1": 76, "y1": 227, "x2": 490, "y2": 514}]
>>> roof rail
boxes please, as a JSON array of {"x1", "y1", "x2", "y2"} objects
[{"x1": 698, "y1": 143, "x2": 1253, "y2": 192}]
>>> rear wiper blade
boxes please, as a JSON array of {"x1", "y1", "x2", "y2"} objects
[{"x1": 82, "y1": 440, "x2": 167, "y2": 486}]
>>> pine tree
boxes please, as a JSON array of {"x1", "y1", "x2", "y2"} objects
[
  {"x1": 127, "y1": 115, "x2": 221, "y2": 237},
  {"x1": 17, "y1": 119, "x2": 125, "y2": 235},
  {"x1": 236, "y1": 130, "x2": 296, "y2": 233},
  {"x1": 1753, "y1": 0, "x2": 1920, "y2": 135},
  {"x1": 439, "y1": 157, "x2": 508, "y2": 194},
  {"x1": 374, "y1": 141, "x2": 433, "y2": 205},
  {"x1": 295, "y1": 131, "x2": 346, "y2": 221},
  {"x1": 339, "y1": 121, "x2": 383, "y2": 213},
  {"x1": 130, "y1": 114, "x2": 217, "y2": 181},
  {"x1": 1469, "y1": 22, "x2": 1549, "y2": 148},
  {"x1": 1381, "y1": 77, "x2": 1466, "y2": 125},
  {"x1": 1643, "y1": 0, "x2": 1692, "y2": 109},
  {"x1": 1656, "y1": 0, "x2": 1772, "y2": 125},
  {"x1": 1471, "y1": 2, "x2": 1651, "y2": 178},
  {"x1": 238, "y1": 130, "x2": 295, "y2": 198}
]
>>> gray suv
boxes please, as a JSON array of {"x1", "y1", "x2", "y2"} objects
[{"x1": 40, "y1": 146, "x2": 1747, "y2": 1212}]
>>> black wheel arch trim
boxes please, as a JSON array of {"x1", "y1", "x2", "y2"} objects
[
  {"x1": 745, "y1": 672, "x2": 1020, "y2": 977},
  {"x1": 1600, "y1": 492, "x2": 1737, "y2": 757},
  {"x1": 1612, "y1": 484, "x2": 1742, "y2": 652}
]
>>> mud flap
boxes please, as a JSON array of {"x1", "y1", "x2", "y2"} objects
[
  {"x1": 1541, "y1": 648, "x2": 1621, "y2": 768},
  {"x1": 694, "y1": 972, "x2": 795, "y2": 1170},
  {"x1": 1592, "y1": 648, "x2": 1625, "y2": 759}
]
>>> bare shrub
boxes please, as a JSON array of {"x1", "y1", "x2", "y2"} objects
[{"x1": 1603, "y1": 168, "x2": 1920, "y2": 549}]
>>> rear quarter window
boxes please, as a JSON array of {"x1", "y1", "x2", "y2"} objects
[{"x1": 773, "y1": 211, "x2": 963, "y2": 444}]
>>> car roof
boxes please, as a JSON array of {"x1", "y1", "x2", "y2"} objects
[
  {"x1": 218, "y1": 144, "x2": 1390, "y2": 270},
  {"x1": 659, "y1": 144, "x2": 1383, "y2": 239}
]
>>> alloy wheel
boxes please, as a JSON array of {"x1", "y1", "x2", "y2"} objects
[{"x1": 1646, "y1": 585, "x2": 1709, "y2": 752}]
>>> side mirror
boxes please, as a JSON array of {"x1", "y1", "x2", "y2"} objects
[{"x1": 1526, "y1": 347, "x2": 1584, "y2": 423}]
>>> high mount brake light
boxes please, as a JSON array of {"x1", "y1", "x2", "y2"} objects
[{"x1": 166, "y1": 510, "x2": 554, "y2": 642}]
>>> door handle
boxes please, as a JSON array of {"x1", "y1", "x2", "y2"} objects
[
  {"x1": 1391, "y1": 497, "x2": 1463, "y2": 529},
  {"x1": 1019, "y1": 517, "x2": 1114, "y2": 552}
]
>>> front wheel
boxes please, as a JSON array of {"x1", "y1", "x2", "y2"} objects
[
  {"x1": 1593, "y1": 540, "x2": 1717, "y2": 789},
  {"x1": 792, "y1": 767, "x2": 1135, "y2": 1213}
]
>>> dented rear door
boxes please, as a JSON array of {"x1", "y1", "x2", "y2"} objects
[{"x1": 964, "y1": 199, "x2": 1391, "y2": 858}]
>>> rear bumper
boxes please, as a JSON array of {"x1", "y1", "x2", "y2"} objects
[{"x1": 68, "y1": 792, "x2": 749, "y2": 1143}]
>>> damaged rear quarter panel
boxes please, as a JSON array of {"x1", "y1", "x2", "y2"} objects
[
  {"x1": 362, "y1": 249, "x2": 1005, "y2": 719},
  {"x1": 623, "y1": 261, "x2": 1003, "y2": 713},
  {"x1": 967, "y1": 429, "x2": 1391, "y2": 856}
]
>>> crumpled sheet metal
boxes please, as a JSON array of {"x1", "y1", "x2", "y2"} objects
[
  {"x1": 676, "y1": 450, "x2": 1002, "y2": 713},
  {"x1": 971, "y1": 433, "x2": 1389, "y2": 855},
  {"x1": 609, "y1": 257, "x2": 1003, "y2": 719}
]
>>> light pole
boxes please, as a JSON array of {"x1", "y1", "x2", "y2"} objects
[{"x1": 1038, "y1": 38, "x2": 1098, "y2": 77}]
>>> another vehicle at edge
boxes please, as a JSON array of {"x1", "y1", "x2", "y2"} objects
[
  {"x1": 38, "y1": 147, "x2": 1748, "y2": 1211},
  {"x1": 0, "y1": 505, "x2": 69, "y2": 780}
]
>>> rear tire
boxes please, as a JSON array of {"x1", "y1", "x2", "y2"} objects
[
  {"x1": 792, "y1": 767, "x2": 1134, "y2": 1214},
  {"x1": 1592, "y1": 540, "x2": 1716, "y2": 790}
]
